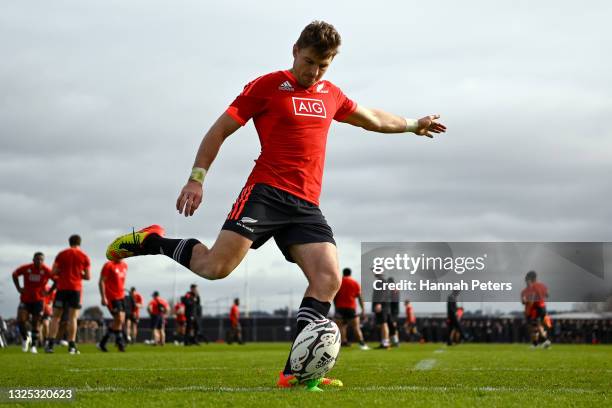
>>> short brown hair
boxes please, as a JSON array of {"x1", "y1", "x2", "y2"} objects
[
  {"x1": 296, "y1": 21, "x2": 341, "y2": 58},
  {"x1": 69, "y1": 234, "x2": 81, "y2": 246}
]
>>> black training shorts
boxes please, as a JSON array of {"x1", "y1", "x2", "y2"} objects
[
  {"x1": 108, "y1": 298, "x2": 126, "y2": 315},
  {"x1": 19, "y1": 301, "x2": 44, "y2": 316},
  {"x1": 222, "y1": 184, "x2": 335, "y2": 262},
  {"x1": 335, "y1": 307, "x2": 357, "y2": 322},
  {"x1": 53, "y1": 290, "x2": 81, "y2": 310}
]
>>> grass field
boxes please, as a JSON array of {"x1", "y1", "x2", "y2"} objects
[{"x1": 1, "y1": 342, "x2": 610, "y2": 407}]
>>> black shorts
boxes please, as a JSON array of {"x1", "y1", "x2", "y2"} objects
[
  {"x1": 335, "y1": 307, "x2": 357, "y2": 322},
  {"x1": 374, "y1": 303, "x2": 390, "y2": 325},
  {"x1": 528, "y1": 305, "x2": 547, "y2": 323},
  {"x1": 19, "y1": 301, "x2": 44, "y2": 316},
  {"x1": 53, "y1": 290, "x2": 81, "y2": 310},
  {"x1": 128, "y1": 314, "x2": 140, "y2": 323},
  {"x1": 151, "y1": 315, "x2": 164, "y2": 330},
  {"x1": 108, "y1": 298, "x2": 126, "y2": 315},
  {"x1": 222, "y1": 184, "x2": 335, "y2": 263}
]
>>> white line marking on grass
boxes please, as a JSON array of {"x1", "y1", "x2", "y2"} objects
[
  {"x1": 414, "y1": 359, "x2": 437, "y2": 370},
  {"x1": 74, "y1": 384, "x2": 600, "y2": 394},
  {"x1": 433, "y1": 349, "x2": 445, "y2": 354},
  {"x1": 68, "y1": 367, "x2": 226, "y2": 372}
]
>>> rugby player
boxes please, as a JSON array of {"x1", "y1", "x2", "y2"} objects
[
  {"x1": 333, "y1": 268, "x2": 369, "y2": 350},
  {"x1": 387, "y1": 277, "x2": 401, "y2": 347},
  {"x1": 446, "y1": 290, "x2": 466, "y2": 346},
  {"x1": 126, "y1": 287, "x2": 143, "y2": 344},
  {"x1": 45, "y1": 235, "x2": 91, "y2": 354},
  {"x1": 148, "y1": 291, "x2": 169, "y2": 346},
  {"x1": 521, "y1": 270, "x2": 551, "y2": 348},
  {"x1": 11, "y1": 252, "x2": 54, "y2": 353},
  {"x1": 228, "y1": 298, "x2": 244, "y2": 345},
  {"x1": 106, "y1": 21, "x2": 445, "y2": 387},
  {"x1": 181, "y1": 284, "x2": 202, "y2": 345},
  {"x1": 403, "y1": 300, "x2": 421, "y2": 342},
  {"x1": 97, "y1": 260, "x2": 128, "y2": 352},
  {"x1": 173, "y1": 299, "x2": 187, "y2": 345},
  {"x1": 40, "y1": 284, "x2": 56, "y2": 347}
]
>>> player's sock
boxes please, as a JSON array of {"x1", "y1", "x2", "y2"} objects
[
  {"x1": 100, "y1": 330, "x2": 111, "y2": 346},
  {"x1": 282, "y1": 297, "x2": 331, "y2": 375},
  {"x1": 31, "y1": 330, "x2": 39, "y2": 344},
  {"x1": 18, "y1": 322, "x2": 28, "y2": 340},
  {"x1": 143, "y1": 236, "x2": 201, "y2": 268}
]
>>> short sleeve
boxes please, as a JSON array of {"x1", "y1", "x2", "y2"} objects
[
  {"x1": 226, "y1": 75, "x2": 270, "y2": 126},
  {"x1": 83, "y1": 253, "x2": 91, "y2": 269},
  {"x1": 333, "y1": 87, "x2": 357, "y2": 121},
  {"x1": 12, "y1": 266, "x2": 24, "y2": 278}
]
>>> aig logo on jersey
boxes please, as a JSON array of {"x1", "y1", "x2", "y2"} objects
[{"x1": 292, "y1": 97, "x2": 327, "y2": 118}]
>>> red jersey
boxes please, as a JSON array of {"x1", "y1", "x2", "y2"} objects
[
  {"x1": 230, "y1": 304, "x2": 240, "y2": 326},
  {"x1": 226, "y1": 70, "x2": 357, "y2": 205},
  {"x1": 521, "y1": 282, "x2": 548, "y2": 308},
  {"x1": 13, "y1": 263, "x2": 54, "y2": 302},
  {"x1": 130, "y1": 291, "x2": 143, "y2": 317},
  {"x1": 43, "y1": 285, "x2": 56, "y2": 316},
  {"x1": 149, "y1": 297, "x2": 169, "y2": 316},
  {"x1": 334, "y1": 276, "x2": 361, "y2": 310},
  {"x1": 405, "y1": 304, "x2": 416, "y2": 324},
  {"x1": 53, "y1": 247, "x2": 90, "y2": 291},
  {"x1": 101, "y1": 261, "x2": 127, "y2": 302},
  {"x1": 174, "y1": 302, "x2": 186, "y2": 322}
]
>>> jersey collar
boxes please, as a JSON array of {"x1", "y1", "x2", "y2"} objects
[{"x1": 283, "y1": 70, "x2": 321, "y2": 92}]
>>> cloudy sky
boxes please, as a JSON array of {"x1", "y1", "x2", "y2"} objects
[{"x1": 1, "y1": 1, "x2": 610, "y2": 317}]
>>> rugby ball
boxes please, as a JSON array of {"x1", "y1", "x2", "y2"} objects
[{"x1": 290, "y1": 319, "x2": 341, "y2": 382}]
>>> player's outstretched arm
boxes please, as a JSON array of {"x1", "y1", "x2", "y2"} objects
[
  {"x1": 176, "y1": 113, "x2": 242, "y2": 217},
  {"x1": 342, "y1": 105, "x2": 446, "y2": 138}
]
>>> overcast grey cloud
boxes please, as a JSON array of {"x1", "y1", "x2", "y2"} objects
[{"x1": 1, "y1": 0, "x2": 611, "y2": 317}]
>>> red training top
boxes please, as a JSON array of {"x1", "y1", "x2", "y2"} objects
[
  {"x1": 230, "y1": 304, "x2": 240, "y2": 327},
  {"x1": 405, "y1": 304, "x2": 416, "y2": 324},
  {"x1": 149, "y1": 297, "x2": 169, "y2": 316},
  {"x1": 43, "y1": 285, "x2": 56, "y2": 316},
  {"x1": 521, "y1": 282, "x2": 548, "y2": 308},
  {"x1": 101, "y1": 260, "x2": 128, "y2": 302},
  {"x1": 131, "y1": 291, "x2": 143, "y2": 317},
  {"x1": 334, "y1": 276, "x2": 361, "y2": 310},
  {"x1": 53, "y1": 247, "x2": 90, "y2": 291},
  {"x1": 13, "y1": 263, "x2": 53, "y2": 302},
  {"x1": 174, "y1": 302, "x2": 186, "y2": 322},
  {"x1": 226, "y1": 70, "x2": 357, "y2": 205}
]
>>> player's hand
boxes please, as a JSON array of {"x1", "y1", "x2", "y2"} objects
[
  {"x1": 101, "y1": 299, "x2": 107, "y2": 306},
  {"x1": 360, "y1": 312, "x2": 366, "y2": 321},
  {"x1": 374, "y1": 303, "x2": 382, "y2": 313},
  {"x1": 176, "y1": 180, "x2": 203, "y2": 217},
  {"x1": 416, "y1": 114, "x2": 446, "y2": 138}
]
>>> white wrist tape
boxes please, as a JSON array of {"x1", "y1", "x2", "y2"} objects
[
  {"x1": 404, "y1": 118, "x2": 419, "y2": 133},
  {"x1": 189, "y1": 167, "x2": 207, "y2": 184}
]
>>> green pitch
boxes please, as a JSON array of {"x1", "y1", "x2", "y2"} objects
[{"x1": 1, "y1": 343, "x2": 610, "y2": 407}]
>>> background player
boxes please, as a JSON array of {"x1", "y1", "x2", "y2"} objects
[
  {"x1": 174, "y1": 298, "x2": 187, "y2": 345},
  {"x1": 97, "y1": 259, "x2": 128, "y2": 352},
  {"x1": 40, "y1": 284, "x2": 56, "y2": 347},
  {"x1": 148, "y1": 291, "x2": 169, "y2": 346},
  {"x1": 11, "y1": 252, "x2": 54, "y2": 353},
  {"x1": 126, "y1": 286, "x2": 143, "y2": 344},
  {"x1": 181, "y1": 284, "x2": 202, "y2": 346},
  {"x1": 45, "y1": 234, "x2": 91, "y2": 354},
  {"x1": 403, "y1": 300, "x2": 421, "y2": 342},
  {"x1": 446, "y1": 290, "x2": 466, "y2": 346},
  {"x1": 521, "y1": 270, "x2": 551, "y2": 348},
  {"x1": 106, "y1": 21, "x2": 445, "y2": 387},
  {"x1": 387, "y1": 277, "x2": 401, "y2": 347},
  {"x1": 227, "y1": 298, "x2": 243, "y2": 345},
  {"x1": 333, "y1": 268, "x2": 369, "y2": 350}
]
